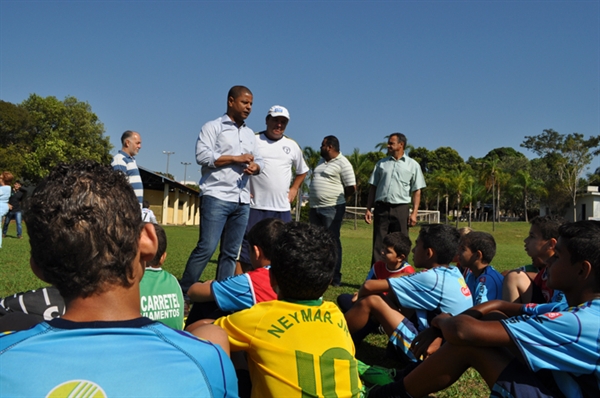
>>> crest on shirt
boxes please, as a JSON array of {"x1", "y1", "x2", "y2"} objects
[
  {"x1": 458, "y1": 278, "x2": 471, "y2": 297},
  {"x1": 478, "y1": 276, "x2": 487, "y2": 283},
  {"x1": 283, "y1": 146, "x2": 291, "y2": 154},
  {"x1": 543, "y1": 312, "x2": 562, "y2": 320}
]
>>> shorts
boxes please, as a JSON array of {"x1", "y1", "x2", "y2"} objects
[
  {"x1": 492, "y1": 358, "x2": 564, "y2": 398},
  {"x1": 388, "y1": 317, "x2": 419, "y2": 363}
]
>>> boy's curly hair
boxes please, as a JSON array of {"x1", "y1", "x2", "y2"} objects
[{"x1": 24, "y1": 160, "x2": 144, "y2": 301}]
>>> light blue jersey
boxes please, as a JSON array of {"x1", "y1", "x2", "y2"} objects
[
  {"x1": 502, "y1": 299, "x2": 600, "y2": 398},
  {"x1": 388, "y1": 266, "x2": 473, "y2": 361},
  {"x1": 0, "y1": 318, "x2": 238, "y2": 397},
  {"x1": 464, "y1": 265, "x2": 504, "y2": 305}
]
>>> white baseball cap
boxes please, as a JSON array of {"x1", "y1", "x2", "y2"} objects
[{"x1": 267, "y1": 105, "x2": 290, "y2": 120}]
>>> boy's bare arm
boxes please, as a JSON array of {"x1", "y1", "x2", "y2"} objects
[
  {"x1": 190, "y1": 324, "x2": 231, "y2": 357},
  {"x1": 187, "y1": 281, "x2": 215, "y2": 302},
  {"x1": 357, "y1": 279, "x2": 391, "y2": 299},
  {"x1": 432, "y1": 313, "x2": 513, "y2": 347},
  {"x1": 460, "y1": 300, "x2": 524, "y2": 319}
]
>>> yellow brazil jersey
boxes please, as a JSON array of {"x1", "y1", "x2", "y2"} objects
[{"x1": 214, "y1": 299, "x2": 362, "y2": 398}]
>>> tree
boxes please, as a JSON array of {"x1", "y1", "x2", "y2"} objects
[
  {"x1": 446, "y1": 169, "x2": 470, "y2": 227},
  {"x1": 429, "y1": 147, "x2": 465, "y2": 173},
  {"x1": 2, "y1": 95, "x2": 113, "y2": 183},
  {"x1": 302, "y1": 146, "x2": 321, "y2": 185},
  {"x1": 510, "y1": 170, "x2": 547, "y2": 222},
  {"x1": 347, "y1": 148, "x2": 375, "y2": 207},
  {"x1": 521, "y1": 129, "x2": 600, "y2": 221}
]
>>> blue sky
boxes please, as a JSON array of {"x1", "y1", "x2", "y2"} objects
[{"x1": 1, "y1": 1, "x2": 598, "y2": 182}]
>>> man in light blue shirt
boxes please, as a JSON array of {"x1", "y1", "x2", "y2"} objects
[
  {"x1": 180, "y1": 86, "x2": 263, "y2": 294},
  {"x1": 365, "y1": 133, "x2": 426, "y2": 264}
]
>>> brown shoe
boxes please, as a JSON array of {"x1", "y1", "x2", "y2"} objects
[{"x1": 18, "y1": 236, "x2": 23, "y2": 239}]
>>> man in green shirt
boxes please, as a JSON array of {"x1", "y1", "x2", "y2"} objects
[{"x1": 365, "y1": 133, "x2": 426, "y2": 264}]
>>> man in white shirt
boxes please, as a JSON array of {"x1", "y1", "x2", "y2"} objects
[{"x1": 238, "y1": 105, "x2": 308, "y2": 270}]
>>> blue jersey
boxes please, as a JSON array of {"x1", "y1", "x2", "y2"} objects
[
  {"x1": 464, "y1": 265, "x2": 504, "y2": 305},
  {"x1": 212, "y1": 266, "x2": 276, "y2": 312},
  {"x1": 0, "y1": 317, "x2": 238, "y2": 397},
  {"x1": 502, "y1": 299, "x2": 600, "y2": 398},
  {"x1": 389, "y1": 266, "x2": 473, "y2": 330}
]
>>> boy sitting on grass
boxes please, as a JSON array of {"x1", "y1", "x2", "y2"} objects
[
  {"x1": 502, "y1": 215, "x2": 566, "y2": 304},
  {"x1": 0, "y1": 161, "x2": 237, "y2": 397},
  {"x1": 370, "y1": 220, "x2": 600, "y2": 398},
  {"x1": 337, "y1": 232, "x2": 415, "y2": 313},
  {"x1": 185, "y1": 218, "x2": 282, "y2": 327},
  {"x1": 211, "y1": 222, "x2": 362, "y2": 398},
  {"x1": 139, "y1": 223, "x2": 185, "y2": 330},
  {"x1": 344, "y1": 224, "x2": 473, "y2": 362},
  {"x1": 458, "y1": 231, "x2": 504, "y2": 305}
]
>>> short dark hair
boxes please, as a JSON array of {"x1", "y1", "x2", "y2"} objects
[
  {"x1": 24, "y1": 160, "x2": 143, "y2": 301},
  {"x1": 227, "y1": 85, "x2": 252, "y2": 100},
  {"x1": 147, "y1": 223, "x2": 167, "y2": 267},
  {"x1": 323, "y1": 135, "x2": 340, "y2": 152},
  {"x1": 389, "y1": 132, "x2": 407, "y2": 147},
  {"x1": 530, "y1": 215, "x2": 566, "y2": 240},
  {"x1": 246, "y1": 218, "x2": 285, "y2": 261},
  {"x1": 142, "y1": 200, "x2": 150, "y2": 209},
  {"x1": 383, "y1": 232, "x2": 412, "y2": 258},
  {"x1": 558, "y1": 221, "x2": 600, "y2": 290},
  {"x1": 270, "y1": 222, "x2": 336, "y2": 300},
  {"x1": 418, "y1": 224, "x2": 460, "y2": 265},
  {"x1": 120, "y1": 130, "x2": 136, "y2": 146},
  {"x1": 460, "y1": 231, "x2": 496, "y2": 264}
]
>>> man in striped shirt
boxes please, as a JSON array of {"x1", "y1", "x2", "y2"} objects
[
  {"x1": 112, "y1": 130, "x2": 144, "y2": 206},
  {"x1": 309, "y1": 135, "x2": 356, "y2": 286}
]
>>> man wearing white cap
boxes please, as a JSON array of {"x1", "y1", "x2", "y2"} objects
[{"x1": 238, "y1": 106, "x2": 309, "y2": 270}]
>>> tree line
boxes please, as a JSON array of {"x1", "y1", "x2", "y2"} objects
[
  {"x1": 2, "y1": 94, "x2": 599, "y2": 222},
  {"x1": 303, "y1": 132, "x2": 600, "y2": 223}
]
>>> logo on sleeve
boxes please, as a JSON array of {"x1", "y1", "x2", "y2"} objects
[{"x1": 543, "y1": 312, "x2": 562, "y2": 320}]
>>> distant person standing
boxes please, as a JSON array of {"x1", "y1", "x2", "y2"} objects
[
  {"x1": 111, "y1": 130, "x2": 143, "y2": 206},
  {"x1": 238, "y1": 105, "x2": 308, "y2": 270},
  {"x1": 180, "y1": 86, "x2": 263, "y2": 294},
  {"x1": 309, "y1": 136, "x2": 356, "y2": 286},
  {"x1": 0, "y1": 172, "x2": 13, "y2": 249},
  {"x1": 365, "y1": 133, "x2": 426, "y2": 264},
  {"x1": 2, "y1": 180, "x2": 26, "y2": 239},
  {"x1": 141, "y1": 200, "x2": 158, "y2": 224}
]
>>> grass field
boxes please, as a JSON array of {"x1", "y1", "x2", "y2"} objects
[{"x1": 0, "y1": 220, "x2": 532, "y2": 397}]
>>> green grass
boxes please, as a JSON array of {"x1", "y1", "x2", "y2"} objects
[{"x1": 0, "y1": 220, "x2": 531, "y2": 397}]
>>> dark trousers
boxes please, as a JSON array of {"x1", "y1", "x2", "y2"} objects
[{"x1": 372, "y1": 202, "x2": 409, "y2": 264}]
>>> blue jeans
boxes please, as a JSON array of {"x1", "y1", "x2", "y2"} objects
[
  {"x1": 309, "y1": 204, "x2": 345, "y2": 284},
  {"x1": 2, "y1": 211, "x2": 22, "y2": 237},
  {"x1": 180, "y1": 195, "x2": 250, "y2": 294}
]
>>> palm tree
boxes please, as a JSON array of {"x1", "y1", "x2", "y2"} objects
[
  {"x1": 447, "y1": 170, "x2": 470, "y2": 228},
  {"x1": 510, "y1": 170, "x2": 547, "y2": 222},
  {"x1": 303, "y1": 146, "x2": 321, "y2": 186},
  {"x1": 428, "y1": 169, "x2": 452, "y2": 224},
  {"x1": 347, "y1": 148, "x2": 375, "y2": 229}
]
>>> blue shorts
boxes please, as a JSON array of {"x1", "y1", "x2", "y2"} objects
[
  {"x1": 239, "y1": 209, "x2": 291, "y2": 264},
  {"x1": 492, "y1": 358, "x2": 563, "y2": 398},
  {"x1": 388, "y1": 317, "x2": 419, "y2": 362}
]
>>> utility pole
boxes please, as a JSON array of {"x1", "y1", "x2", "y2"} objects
[
  {"x1": 163, "y1": 151, "x2": 175, "y2": 176},
  {"x1": 181, "y1": 162, "x2": 191, "y2": 183}
]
